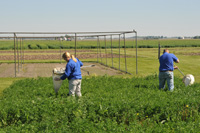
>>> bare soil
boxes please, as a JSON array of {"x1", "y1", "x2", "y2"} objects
[
  {"x1": 0, "y1": 50, "x2": 127, "y2": 77},
  {"x1": 0, "y1": 63, "x2": 125, "y2": 78},
  {"x1": 0, "y1": 49, "x2": 132, "y2": 60},
  {"x1": 0, "y1": 54, "x2": 130, "y2": 60},
  {"x1": 0, "y1": 50, "x2": 93, "y2": 53}
]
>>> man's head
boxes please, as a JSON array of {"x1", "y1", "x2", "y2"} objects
[
  {"x1": 163, "y1": 49, "x2": 169, "y2": 54},
  {"x1": 62, "y1": 52, "x2": 71, "y2": 62}
]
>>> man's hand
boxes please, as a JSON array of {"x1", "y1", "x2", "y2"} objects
[
  {"x1": 174, "y1": 66, "x2": 178, "y2": 69},
  {"x1": 54, "y1": 77, "x2": 61, "y2": 81}
]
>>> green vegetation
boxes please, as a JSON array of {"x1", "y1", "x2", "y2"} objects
[
  {"x1": 0, "y1": 76, "x2": 200, "y2": 132},
  {"x1": 0, "y1": 39, "x2": 199, "y2": 131},
  {"x1": 99, "y1": 47, "x2": 200, "y2": 83},
  {"x1": 0, "y1": 78, "x2": 24, "y2": 96},
  {"x1": 1, "y1": 39, "x2": 200, "y2": 50}
]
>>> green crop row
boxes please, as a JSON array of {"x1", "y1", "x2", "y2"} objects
[
  {"x1": 1, "y1": 39, "x2": 200, "y2": 50},
  {"x1": 0, "y1": 75, "x2": 200, "y2": 132}
]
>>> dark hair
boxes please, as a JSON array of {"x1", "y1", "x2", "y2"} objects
[{"x1": 163, "y1": 49, "x2": 169, "y2": 53}]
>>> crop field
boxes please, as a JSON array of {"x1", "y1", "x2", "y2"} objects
[
  {"x1": 1, "y1": 39, "x2": 200, "y2": 50},
  {"x1": 0, "y1": 39, "x2": 200, "y2": 132},
  {"x1": 0, "y1": 76, "x2": 200, "y2": 132}
]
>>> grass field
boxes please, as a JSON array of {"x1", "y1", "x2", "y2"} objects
[
  {"x1": 0, "y1": 39, "x2": 200, "y2": 131},
  {"x1": 0, "y1": 39, "x2": 200, "y2": 94},
  {"x1": 1, "y1": 39, "x2": 200, "y2": 50}
]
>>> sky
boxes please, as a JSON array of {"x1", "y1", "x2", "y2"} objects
[{"x1": 0, "y1": 0, "x2": 200, "y2": 37}]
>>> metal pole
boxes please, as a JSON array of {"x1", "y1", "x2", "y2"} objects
[
  {"x1": 22, "y1": 38, "x2": 24, "y2": 64},
  {"x1": 14, "y1": 33, "x2": 16, "y2": 77},
  {"x1": 20, "y1": 38, "x2": 22, "y2": 68},
  {"x1": 97, "y1": 36, "x2": 99, "y2": 62},
  {"x1": 123, "y1": 33, "x2": 127, "y2": 73},
  {"x1": 111, "y1": 35, "x2": 113, "y2": 67},
  {"x1": 75, "y1": 33, "x2": 77, "y2": 57},
  {"x1": 177, "y1": 67, "x2": 185, "y2": 76},
  {"x1": 119, "y1": 34, "x2": 121, "y2": 70},
  {"x1": 136, "y1": 32, "x2": 138, "y2": 74},
  {"x1": 104, "y1": 36, "x2": 107, "y2": 66},
  {"x1": 17, "y1": 37, "x2": 19, "y2": 73},
  {"x1": 158, "y1": 42, "x2": 160, "y2": 59},
  {"x1": 99, "y1": 37, "x2": 102, "y2": 63},
  {"x1": 60, "y1": 38, "x2": 62, "y2": 64}
]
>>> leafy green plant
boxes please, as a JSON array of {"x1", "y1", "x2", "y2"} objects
[
  {"x1": 1, "y1": 39, "x2": 200, "y2": 50},
  {"x1": 0, "y1": 75, "x2": 200, "y2": 132}
]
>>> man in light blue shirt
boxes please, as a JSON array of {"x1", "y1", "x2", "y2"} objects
[{"x1": 159, "y1": 49, "x2": 179, "y2": 91}]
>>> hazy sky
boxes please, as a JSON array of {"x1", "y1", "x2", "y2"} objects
[{"x1": 0, "y1": 0, "x2": 199, "y2": 37}]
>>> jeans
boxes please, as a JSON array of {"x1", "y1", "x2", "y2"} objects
[
  {"x1": 159, "y1": 71, "x2": 174, "y2": 92},
  {"x1": 68, "y1": 79, "x2": 82, "y2": 97}
]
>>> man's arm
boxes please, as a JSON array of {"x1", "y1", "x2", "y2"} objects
[
  {"x1": 172, "y1": 54, "x2": 179, "y2": 63},
  {"x1": 77, "y1": 58, "x2": 83, "y2": 67},
  {"x1": 175, "y1": 59, "x2": 179, "y2": 63},
  {"x1": 174, "y1": 59, "x2": 179, "y2": 69},
  {"x1": 60, "y1": 63, "x2": 72, "y2": 80}
]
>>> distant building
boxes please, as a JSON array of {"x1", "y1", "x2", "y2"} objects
[{"x1": 178, "y1": 36, "x2": 184, "y2": 39}]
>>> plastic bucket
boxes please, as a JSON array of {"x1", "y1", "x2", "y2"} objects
[
  {"x1": 182, "y1": 74, "x2": 195, "y2": 87},
  {"x1": 52, "y1": 67, "x2": 65, "y2": 93}
]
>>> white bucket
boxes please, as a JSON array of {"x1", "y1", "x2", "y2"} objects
[
  {"x1": 52, "y1": 67, "x2": 65, "y2": 93},
  {"x1": 182, "y1": 74, "x2": 195, "y2": 87}
]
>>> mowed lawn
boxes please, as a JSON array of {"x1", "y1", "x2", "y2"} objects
[
  {"x1": 99, "y1": 47, "x2": 200, "y2": 82},
  {"x1": 0, "y1": 47, "x2": 200, "y2": 95}
]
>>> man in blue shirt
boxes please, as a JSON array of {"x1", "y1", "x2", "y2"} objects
[
  {"x1": 159, "y1": 49, "x2": 179, "y2": 91},
  {"x1": 55, "y1": 52, "x2": 83, "y2": 97}
]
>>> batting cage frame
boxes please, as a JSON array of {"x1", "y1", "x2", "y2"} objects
[{"x1": 0, "y1": 30, "x2": 138, "y2": 77}]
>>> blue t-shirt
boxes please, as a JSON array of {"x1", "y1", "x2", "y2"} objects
[
  {"x1": 159, "y1": 52, "x2": 178, "y2": 71},
  {"x1": 60, "y1": 58, "x2": 83, "y2": 80}
]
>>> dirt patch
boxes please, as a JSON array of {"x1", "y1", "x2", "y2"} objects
[
  {"x1": 0, "y1": 50, "x2": 94, "y2": 53},
  {"x1": 0, "y1": 63, "x2": 125, "y2": 78},
  {"x1": 0, "y1": 50, "x2": 129, "y2": 77},
  {"x1": 0, "y1": 53, "x2": 130, "y2": 60}
]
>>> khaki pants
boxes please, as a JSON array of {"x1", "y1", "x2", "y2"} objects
[{"x1": 68, "y1": 79, "x2": 82, "y2": 97}]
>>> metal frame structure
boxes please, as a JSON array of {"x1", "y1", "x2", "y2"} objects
[{"x1": 0, "y1": 30, "x2": 138, "y2": 77}]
